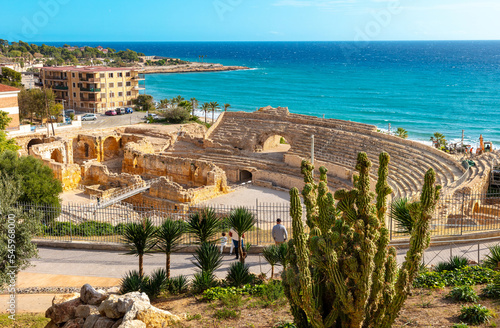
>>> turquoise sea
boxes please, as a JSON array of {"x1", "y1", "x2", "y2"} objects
[{"x1": 44, "y1": 41, "x2": 500, "y2": 146}]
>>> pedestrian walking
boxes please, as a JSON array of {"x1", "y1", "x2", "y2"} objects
[
  {"x1": 220, "y1": 232, "x2": 228, "y2": 254},
  {"x1": 229, "y1": 228, "x2": 245, "y2": 260},
  {"x1": 272, "y1": 218, "x2": 288, "y2": 245}
]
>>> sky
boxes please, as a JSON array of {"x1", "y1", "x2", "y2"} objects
[{"x1": 1, "y1": 0, "x2": 500, "y2": 42}]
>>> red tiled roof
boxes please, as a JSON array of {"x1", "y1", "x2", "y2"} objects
[
  {"x1": 41, "y1": 66, "x2": 142, "y2": 72},
  {"x1": 0, "y1": 84, "x2": 20, "y2": 93}
]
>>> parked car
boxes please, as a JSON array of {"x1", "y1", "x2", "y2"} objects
[
  {"x1": 125, "y1": 107, "x2": 133, "y2": 114},
  {"x1": 116, "y1": 108, "x2": 126, "y2": 115},
  {"x1": 105, "y1": 110, "x2": 117, "y2": 116},
  {"x1": 64, "y1": 109, "x2": 75, "y2": 117},
  {"x1": 144, "y1": 113, "x2": 159, "y2": 120},
  {"x1": 81, "y1": 114, "x2": 97, "y2": 121}
]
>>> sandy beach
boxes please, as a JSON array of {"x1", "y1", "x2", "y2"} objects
[{"x1": 141, "y1": 62, "x2": 250, "y2": 74}]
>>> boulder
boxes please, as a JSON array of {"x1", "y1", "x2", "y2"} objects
[
  {"x1": 93, "y1": 317, "x2": 116, "y2": 328},
  {"x1": 62, "y1": 318, "x2": 85, "y2": 328},
  {"x1": 76, "y1": 305, "x2": 100, "y2": 318},
  {"x1": 44, "y1": 320, "x2": 59, "y2": 328},
  {"x1": 110, "y1": 318, "x2": 123, "y2": 328},
  {"x1": 122, "y1": 300, "x2": 151, "y2": 321},
  {"x1": 81, "y1": 284, "x2": 107, "y2": 305},
  {"x1": 53, "y1": 293, "x2": 81, "y2": 305},
  {"x1": 46, "y1": 297, "x2": 83, "y2": 324},
  {"x1": 116, "y1": 320, "x2": 146, "y2": 328},
  {"x1": 136, "y1": 307, "x2": 181, "y2": 328},
  {"x1": 83, "y1": 314, "x2": 100, "y2": 328},
  {"x1": 98, "y1": 292, "x2": 149, "y2": 319}
]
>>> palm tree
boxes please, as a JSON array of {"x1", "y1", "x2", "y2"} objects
[
  {"x1": 224, "y1": 103, "x2": 231, "y2": 112},
  {"x1": 187, "y1": 208, "x2": 221, "y2": 244},
  {"x1": 390, "y1": 197, "x2": 413, "y2": 234},
  {"x1": 201, "y1": 102, "x2": 210, "y2": 123},
  {"x1": 227, "y1": 207, "x2": 256, "y2": 264},
  {"x1": 190, "y1": 98, "x2": 198, "y2": 117},
  {"x1": 395, "y1": 127, "x2": 408, "y2": 139},
  {"x1": 156, "y1": 219, "x2": 186, "y2": 278},
  {"x1": 121, "y1": 218, "x2": 157, "y2": 277},
  {"x1": 262, "y1": 245, "x2": 280, "y2": 279},
  {"x1": 209, "y1": 101, "x2": 220, "y2": 123},
  {"x1": 430, "y1": 132, "x2": 446, "y2": 149}
]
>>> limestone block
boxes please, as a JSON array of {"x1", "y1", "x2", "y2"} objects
[
  {"x1": 53, "y1": 293, "x2": 80, "y2": 305},
  {"x1": 98, "y1": 292, "x2": 150, "y2": 319},
  {"x1": 136, "y1": 307, "x2": 181, "y2": 328},
  {"x1": 62, "y1": 318, "x2": 85, "y2": 328},
  {"x1": 44, "y1": 320, "x2": 59, "y2": 328},
  {"x1": 93, "y1": 317, "x2": 117, "y2": 328},
  {"x1": 80, "y1": 284, "x2": 107, "y2": 305},
  {"x1": 122, "y1": 300, "x2": 151, "y2": 321},
  {"x1": 83, "y1": 314, "x2": 100, "y2": 328},
  {"x1": 76, "y1": 305, "x2": 100, "y2": 318},
  {"x1": 46, "y1": 297, "x2": 83, "y2": 324},
  {"x1": 116, "y1": 320, "x2": 146, "y2": 328}
]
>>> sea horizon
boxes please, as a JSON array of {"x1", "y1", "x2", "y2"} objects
[{"x1": 38, "y1": 40, "x2": 500, "y2": 148}]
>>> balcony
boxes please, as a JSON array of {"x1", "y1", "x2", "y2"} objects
[
  {"x1": 132, "y1": 74, "x2": 145, "y2": 80},
  {"x1": 52, "y1": 85, "x2": 68, "y2": 90},
  {"x1": 81, "y1": 98, "x2": 101, "y2": 102},
  {"x1": 80, "y1": 87, "x2": 101, "y2": 92},
  {"x1": 133, "y1": 86, "x2": 146, "y2": 90},
  {"x1": 80, "y1": 77, "x2": 99, "y2": 82},
  {"x1": 45, "y1": 76, "x2": 67, "y2": 81}
]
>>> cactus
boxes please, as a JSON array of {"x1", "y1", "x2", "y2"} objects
[{"x1": 282, "y1": 152, "x2": 440, "y2": 328}]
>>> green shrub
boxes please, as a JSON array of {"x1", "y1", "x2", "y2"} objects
[
  {"x1": 219, "y1": 293, "x2": 244, "y2": 309},
  {"x1": 414, "y1": 266, "x2": 497, "y2": 288},
  {"x1": 225, "y1": 262, "x2": 254, "y2": 288},
  {"x1": 168, "y1": 275, "x2": 189, "y2": 295},
  {"x1": 192, "y1": 271, "x2": 219, "y2": 294},
  {"x1": 481, "y1": 274, "x2": 500, "y2": 299},
  {"x1": 435, "y1": 256, "x2": 469, "y2": 272},
  {"x1": 120, "y1": 269, "x2": 167, "y2": 299},
  {"x1": 451, "y1": 323, "x2": 469, "y2": 328},
  {"x1": 458, "y1": 304, "x2": 493, "y2": 325},
  {"x1": 202, "y1": 285, "x2": 265, "y2": 301},
  {"x1": 120, "y1": 270, "x2": 143, "y2": 294},
  {"x1": 260, "y1": 280, "x2": 285, "y2": 303},
  {"x1": 213, "y1": 308, "x2": 240, "y2": 319},
  {"x1": 483, "y1": 245, "x2": 500, "y2": 270},
  {"x1": 78, "y1": 221, "x2": 115, "y2": 236},
  {"x1": 447, "y1": 286, "x2": 479, "y2": 303},
  {"x1": 165, "y1": 107, "x2": 190, "y2": 124},
  {"x1": 274, "y1": 322, "x2": 297, "y2": 328}
]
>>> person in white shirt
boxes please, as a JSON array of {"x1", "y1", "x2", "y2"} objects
[
  {"x1": 220, "y1": 232, "x2": 228, "y2": 254},
  {"x1": 229, "y1": 228, "x2": 245, "y2": 260}
]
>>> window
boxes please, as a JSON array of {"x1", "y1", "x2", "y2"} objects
[
  {"x1": 100, "y1": 83, "x2": 105, "y2": 89},
  {"x1": 102, "y1": 103, "x2": 107, "y2": 108},
  {"x1": 78, "y1": 83, "x2": 82, "y2": 88},
  {"x1": 80, "y1": 103, "x2": 83, "y2": 107},
  {"x1": 109, "y1": 92, "x2": 114, "y2": 98},
  {"x1": 118, "y1": 82, "x2": 123, "y2": 87},
  {"x1": 126, "y1": 81, "x2": 131, "y2": 87},
  {"x1": 126, "y1": 72, "x2": 130, "y2": 77},
  {"x1": 118, "y1": 92, "x2": 123, "y2": 97},
  {"x1": 80, "y1": 93, "x2": 84, "y2": 99},
  {"x1": 127, "y1": 101, "x2": 132, "y2": 105},
  {"x1": 118, "y1": 72, "x2": 123, "y2": 77},
  {"x1": 119, "y1": 102, "x2": 123, "y2": 106},
  {"x1": 72, "y1": 73, "x2": 75, "y2": 78},
  {"x1": 110, "y1": 102, "x2": 115, "y2": 107},
  {"x1": 108, "y1": 73, "x2": 113, "y2": 78},
  {"x1": 109, "y1": 83, "x2": 114, "y2": 88},
  {"x1": 100, "y1": 73, "x2": 105, "y2": 78},
  {"x1": 126, "y1": 91, "x2": 131, "y2": 96},
  {"x1": 73, "y1": 92, "x2": 76, "y2": 97},
  {"x1": 101, "y1": 93, "x2": 106, "y2": 98},
  {"x1": 72, "y1": 83, "x2": 76, "y2": 88}
]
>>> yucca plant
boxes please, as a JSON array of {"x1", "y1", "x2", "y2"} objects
[
  {"x1": 168, "y1": 275, "x2": 189, "y2": 295},
  {"x1": 228, "y1": 207, "x2": 256, "y2": 264},
  {"x1": 435, "y1": 256, "x2": 469, "y2": 272},
  {"x1": 277, "y1": 242, "x2": 288, "y2": 267},
  {"x1": 226, "y1": 261, "x2": 254, "y2": 287},
  {"x1": 121, "y1": 218, "x2": 157, "y2": 277},
  {"x1": 187, "y1": 208, "x2": 221, "y2": 244},
  {"x1": 120, "y1": 270, "x2": 143, "y2": 294},
  {"x1": 141, "y1": 268, "x2": 168, "y2": 300},
  {"x1": 262, "y1": 245, "x2": 281, "y2": 279},
  {"x1": 391, "y1": 197, "x2": 414, "y2": 234},
  {"x1": 192, "y1": 242, "x2": 223, "y2": 275},
  {"x1": 192, "y1": 271, "x2": 219, "y2": 294},
  {"x1": 483, "y1": 245, "x2": 500, "y2": 269},
  {"x1": 156, "y1": 219, "x2": 186, "y2": 278}
]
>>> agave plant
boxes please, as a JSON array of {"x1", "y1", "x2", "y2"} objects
[
  {"x1": 192, "y1": 242, "x2": 223, "y2": 274},
  {"x1": 262, "y1": 245, "x2": 281, "y2": 279},
  {"x1": 391, "y1": 197, "x2": 414, "y2": 234},
  {"x1": 192, "y1": 271, "x2": 218, "y2": 294},
  {"x1": 121, "y1": 218, "x2": 157, "y2": 277},
  {"x1": 120, "y1": 270, "x2": 143, "y2": 295},
  {"x1": 168, "y1": 275, "x2": 189, "y2": 295},
  {"x1": 226, "y1": 261, "x2": 254, "y2": 287},
  {"x1": 484, "y1": 245, "x2": 500, "y2": 269},
  {"x1": 434, "y1": 256, "x2": 469, "y2": 272},
  {"x1": 187, "y1": 208, "x2": 221, "y2": 244},
  {"x1": 141, "y1": 268, "x2": 168, "y2": 300},
  {"x1": 156, "y1": 219, "x2": 186, "y2": 278},
  {"x1": 228, "y1": 207, "x2": 256, "y2": 264}
]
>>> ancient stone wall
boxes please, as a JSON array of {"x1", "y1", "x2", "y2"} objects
[{"x1": 30, "y1": 140, "x2": 73, "y2": 164}]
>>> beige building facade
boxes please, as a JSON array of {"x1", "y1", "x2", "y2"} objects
[
  {"x1": 40, "y1": 66, "x2": 145, "y2": 113},
  {"x1": 0, "y1": 83, "x2": 21, "y2": 130}
]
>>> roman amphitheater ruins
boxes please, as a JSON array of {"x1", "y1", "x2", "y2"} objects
[{"x1": 14, "y1": 106, "x2": 500, "y2": 229}]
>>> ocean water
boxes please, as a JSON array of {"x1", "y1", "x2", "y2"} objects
[{"x1": 42, "y1": 41, "x2": 500, "y2": 146}]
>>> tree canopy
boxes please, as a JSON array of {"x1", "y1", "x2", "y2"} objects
[{"x1": 0, "y1": 67, "x2": 22, "y2": 87}]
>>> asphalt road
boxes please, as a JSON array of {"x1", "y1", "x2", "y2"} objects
[{"x1": 80, "y1": 111, "x2": 146, "y2": 130}]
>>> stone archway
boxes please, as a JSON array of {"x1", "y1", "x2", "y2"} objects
[
  {"x1": 239, "y1": 170, "x2": 253, "y2": 182},
  {"x1": 103, "y1": 137, "x2": 120, "y2": 161},
  {"x1": 27, "y1": 138, "x2": 43, "y2": 154},
  {"x1": 50, "y1": 149, "x2": 64, "y2": 163}
]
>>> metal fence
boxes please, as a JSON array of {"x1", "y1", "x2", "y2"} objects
[
  {"x1": 15, "y1": 190, "x2": 500, "y2": 246},
  {"x1": 389, "y1": 192, "x2": 500, "y2": 239}
]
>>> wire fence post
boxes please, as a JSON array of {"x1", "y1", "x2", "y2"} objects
[
  {"x1": 460, "y1": 193, "x2": 465, "y2": 235},
  {"x1": 256, "y1": 199, "x2": 260, "y2": 246}
]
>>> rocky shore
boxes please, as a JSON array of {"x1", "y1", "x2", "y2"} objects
[{"x1": 141, "y1": 62, "x2": 250, "y2": 74}]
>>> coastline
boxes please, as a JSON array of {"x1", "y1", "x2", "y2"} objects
[{"x1": 141, "y1": 62, "x2": 250, "y2": 74}]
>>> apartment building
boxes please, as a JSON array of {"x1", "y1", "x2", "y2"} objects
[
  {"x1": 0, "y1": 83, "x2": 21, "y2": 130},
  {"x1": 40, "y1": 66, "x2": 145, "y2": 113}
]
